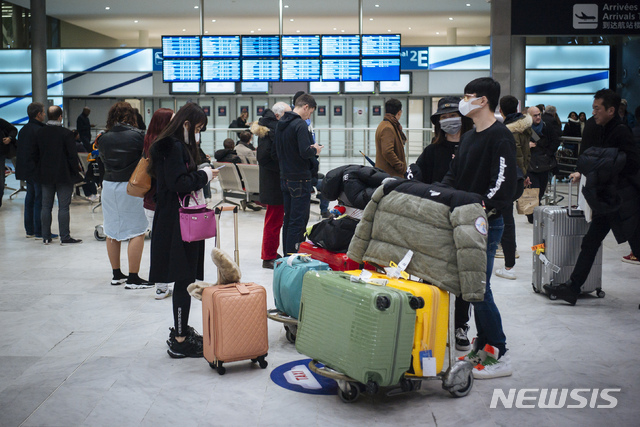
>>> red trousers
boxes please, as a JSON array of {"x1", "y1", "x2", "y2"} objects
[{"x1": 261, "y1": 204, "x2": 284, "y2": 260}]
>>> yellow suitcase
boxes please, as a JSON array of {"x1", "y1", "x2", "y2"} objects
[{"x1": 346, "y1": 270, "x2": 449, "y2": 377}]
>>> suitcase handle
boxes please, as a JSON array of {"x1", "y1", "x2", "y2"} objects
[{"x1": 566, "y1": 179, "x2": 584, "y2": 218}]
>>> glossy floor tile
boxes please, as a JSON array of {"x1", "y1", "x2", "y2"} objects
[{"x1": 1, "y1": 171, "x2": 639, "y2": 426}]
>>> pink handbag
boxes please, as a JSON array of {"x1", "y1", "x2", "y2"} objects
[{"x1": 179, "y1": 193, "x2": 216, "y2": 242}]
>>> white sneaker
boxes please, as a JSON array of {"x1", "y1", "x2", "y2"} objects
[
  {"x1": 515, "y1": 250, "x2": 520, "y2": 259},
  {"x1": 473, "y1": 352, "x2": 512, "y2": 379},
  {"x1": 155, "y1": 287, "x2": 172, "y2": 300},
  {"x1": 495, "y1": 245, "x2": 504, "y2": 258},
  {"x1": 495, "y1": 267, "x2": 516, "y2": 280},
  {"x1": 88, "y1": 194, "x2": 100, "y2": 202}
]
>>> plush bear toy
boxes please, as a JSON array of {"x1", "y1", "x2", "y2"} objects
[{"x1": 187, "y1": 247, "x2": 242, "y2": 300}]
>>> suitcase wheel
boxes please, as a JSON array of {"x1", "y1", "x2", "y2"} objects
[
  {"x1": 216, "y1": 363, "x2": 226, "y2": 375},
  {"x1": 532, "y1": 283, "x2": 540, "y2": 293},
  {"x1": 284, "y1": 325, "x2": 297, "y2": 343},
  {"x1": 94, "y1": 228, "x2": 106, "y2": 241},
  {"x1": 375, "y1": 295, "x2": 391, "y2": 311},
  {"x1": 449, "y1": 371, "x2": 474, "y2": 398},
  {"x1": 338, "y1": 382, "x2": 361, "y2": 403},
  {"x1": 251, "y1": 355, "x2": 269, "y2": 369},
  {"x1": 409, "y1": 296, "x2": 425, "y2": 310},
  {"x1": 596, "y1": 289, "x2": 605, "y2": 298},
  {"x1": 548, "y1": 293, "x2": 558, "y2": 301},
  {"x1": 365, "y1": 381, "x2": 379, "y2": 396}
]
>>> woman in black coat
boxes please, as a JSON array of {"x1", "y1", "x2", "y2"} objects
[
  {"x1": 251, "y1": 106, "x2": 287, "y2": 268},
  {"x1": 148, "y1": 103, "x2": 218, "y2": 358}
]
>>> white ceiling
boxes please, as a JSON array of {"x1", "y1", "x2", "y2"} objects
[{"x1": 11, "y1": 0, "x2": 491, "y2": 45}]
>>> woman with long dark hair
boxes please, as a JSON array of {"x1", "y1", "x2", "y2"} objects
[
  {"x1": 148, "y1": 103, "x2": 218, "y2": 358},
  {"x1": 142, "y1": 108, "x2": 174, "y2": 300},
  {"x1": 99, "y1": 101, "x2": 152, "y2": 289}
]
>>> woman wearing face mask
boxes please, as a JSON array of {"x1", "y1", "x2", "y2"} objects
[
  {"x1": 413, "y1": 96, "x2": 474, "y2": 353},
  {"x1": 414, "y1": 96, "x2": 473, "y2": 184},
  {"x1": 148, "y1": 103, "x2": 219, "y2": 358}
]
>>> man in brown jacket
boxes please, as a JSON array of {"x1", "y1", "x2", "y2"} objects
[{"x1": 375, "y1": 98, "x2": 407, "y2": 177}]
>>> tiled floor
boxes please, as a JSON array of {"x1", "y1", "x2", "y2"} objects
[{"x1": 1, "y1": 170, "x2": 639, "y2": 426}]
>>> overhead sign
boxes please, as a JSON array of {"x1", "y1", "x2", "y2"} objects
[
  {"x1": 401, "y1": 47, "x2": 429, "y2": 70},
  {"x1": 512, "y1": 1, "x2": 640, "y2": 35}
]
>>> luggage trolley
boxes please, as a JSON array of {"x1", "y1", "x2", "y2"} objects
[
  {"x1": 308, "y1": 292, "x2": 474, "y2": 403},
  {"x1": 267, "y1": 309, "x2": 298, "y2": 343}
]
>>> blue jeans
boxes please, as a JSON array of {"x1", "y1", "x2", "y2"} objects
[
  {"x1": 41, "y1": 183, "x2": 73, "y2": 240},
  {"x1": 281, "y1": 179, "x2": 312, "y2": 255},
  {"x1": 472, "y1": 215, "x2": 508, "y2": 357},
  {"x1": 24, "y1": 179, "x2": 43, "y2": 236},
  {"x1": 313, "y1": 177, "x2": 330, "y2": 214}
]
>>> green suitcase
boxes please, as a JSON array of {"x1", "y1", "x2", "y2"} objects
[{"x1": 296, "y1": 270, "x2": 420, "y2": 389}]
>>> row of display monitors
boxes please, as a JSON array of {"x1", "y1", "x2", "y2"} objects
[
  {"x1": 162, "y1": 34, "x2": 401, "y2": 58},
  {"x1": 163, "y1": 58, "x2": 400, "y2": 82},
  {"x1": 170, "y1": 74, "x2": 411, "y2": 94}
]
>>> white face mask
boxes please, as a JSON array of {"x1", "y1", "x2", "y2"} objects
[
  {"x1": 183, "y1": 125, "x2": 190, "y2": 144},
  {"x1": 459, "y1": 97, "x2": 481, "y2": 116},
  {"x1": 195, "y1": 133, "x2": 200, "y2": 143},
  {"x1": 440, "y1": 117, "x2": 462, "y2": 135}
]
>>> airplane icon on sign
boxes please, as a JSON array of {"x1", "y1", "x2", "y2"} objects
[{"x1": 575, "y1": 12, "x2": 596, "y2": 20}]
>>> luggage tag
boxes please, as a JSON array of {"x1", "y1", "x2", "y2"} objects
[
  {"x1": 538, "y1": 253, "x2": 561, "y2": 274},
  {"x1": 385, "y1": 250, "x2": 413, "y2": 280},
  {"x1": 351, "y1": 270, "x2": 388, "y2": 286},
  {"x1": 531, "y1": 243, "x2": 545, "y2": 255},
  {"x1": 287, "y1": 253, "x2": 311, "y2": 267},
  {"x1": 420, "y1": 343, "x2": 437, "y2": 376}
]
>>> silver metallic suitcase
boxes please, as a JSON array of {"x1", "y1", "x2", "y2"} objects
[{"x1": 532, "y1": 182, "x2": 604, "y2": 299}]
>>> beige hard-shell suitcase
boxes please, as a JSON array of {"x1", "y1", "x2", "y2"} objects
[{"x1": 202, "y1": 283, "x2": 269, "y2": 374}]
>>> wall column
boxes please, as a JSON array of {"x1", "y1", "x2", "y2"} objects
[
  {"x1": 30, "y1": 0, "x2": 47, "y2": 107},
  {"x1": 447, "y1": 27, "x2": 457, "y2": 45},
  {"x1": 490, "y1": 0, "x2": 526, "y2": 106}
]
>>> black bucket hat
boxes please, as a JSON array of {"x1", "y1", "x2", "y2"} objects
[{"x1": 430, "y1": 96, "x2": 461, "y2": 125}]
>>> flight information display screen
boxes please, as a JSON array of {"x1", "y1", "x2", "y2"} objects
[
  {"x1": 282, "y1": 59, "x2": 321, "y2": 81},
  {"x1": 162, "y1": 36, "x2": 201, "y2": 58},
  {"x1": 361, "y1": 34, "x2": 401, "y2": 57},
  {"x1": 361, "y1": 58, "x2": 401, "y2": 81},
  {"x1": 282, "y1": 35, "x2": 321, "y2": 57},
  {"x1": 321, "y1": 59, "x2": 360, "y2": 81},
  {"x1": 162, "y1": 59, "x2": 201, "y2": 82},
  {"x1": 202, "y1": 36, "x2": 241, "y2": 58},
  {"x1": 242, "y1": 59, "x2": 280, "y2": 81},
  {"x1": 241, "y1": 35, "x2": 280, "y2": 57},
  {"x1": 202, "y1": 59, "x2": 241, "y2": 81},
  {"x1": 321, "y1": 35, "x2": 360, "y2": 57}
]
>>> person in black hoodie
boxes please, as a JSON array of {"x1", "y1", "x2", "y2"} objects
[
  {"x1": 252, "y1": 102, "x2": 291, "y2": 268},
  {"x1": 441, "y1": 77, "x2": 517, "y2": 379},
  {"x1": 545, "y1": 89, "x2": 640, "y2": 305},
  {"x1": 214, "y1": 138, "x2": 241, "y2": 163},
  {"x1": 275, "y1": 94, "x2": 323, "y2": 255}
]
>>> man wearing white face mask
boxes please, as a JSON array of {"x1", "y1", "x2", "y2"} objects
[{"x1": 441, "y1": 77, "x2": 517, "y2": 379}]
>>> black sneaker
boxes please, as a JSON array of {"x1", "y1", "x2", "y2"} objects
[
  {"x1": 167, "y1": 336, "x2": 203, "y2": 359},
  {"x1": 167, "y1": 326, "x2": 203, "y2": 348},
  {"x1": 455, "y1": 324, "x2": 471, "y2": 351},
  {"x1": 543, "y1": 282, "x2": 578, "y2": 306},
  {"x1": 43, "y1": 238, "x2": 52, "y2": 245},
  {"x1": 60, "y1": 237, "x2": 83, "y2": 245},
  {"x1": 124, "y1": 277, "x2": 154, "y2": 289},
  {"x1": 111, "y1": 272, "x2": 128, "y2": 286}
]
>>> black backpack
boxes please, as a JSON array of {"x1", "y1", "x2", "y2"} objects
[{"x1": 307, "y1": 217, "x2": 359, "y2": 252}]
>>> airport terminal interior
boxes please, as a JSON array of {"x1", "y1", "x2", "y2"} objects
[{"x1": 2, "y1": 0, "x2": 640, "y2": 426}]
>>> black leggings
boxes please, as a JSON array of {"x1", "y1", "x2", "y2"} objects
[
  {"x1": 173, "y1": 278, "x2": 192, "y2": 337},
  {"x1": 454, "y1": 297, "x2": 471, "y2": 330},
  {"x1": 499, "y1": 204, "x2": 517, "y2": 268}
]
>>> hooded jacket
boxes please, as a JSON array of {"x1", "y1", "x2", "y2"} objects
[
  {"x1": 347, "y1": 180, "x2": 488, "y2": 302},
  {"x1": 322, "y1": 164, "x2": 390, "y2": 209},
  {"x1": 275, "y1": 111, "x2": 317, "y2": 180},
  {"x1": 504, "y1": 113, "x2": 532, "y2": 175},
  {"x1": 214, "y1": 149, "x2": 240, "y2": 163},
  {"x1": 252, "y1": 109, "x2": 282, "y2": 205}
]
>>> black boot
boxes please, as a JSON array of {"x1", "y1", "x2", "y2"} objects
[{"x1": 543, "y1": 281, "x2": 579, "y2": 306}]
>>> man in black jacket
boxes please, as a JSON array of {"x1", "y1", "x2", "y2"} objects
[
  {"x1": 441, "y1": 77, "x2": 517, "y2": 379},
  {"x1": 33, "y1": 106, "x2": 83, "y2": 245},
  {"x1": 16, "y1": 102, "x2": 47, "y2": 237},
  {"x1": 0, "y1": 117, "x2": 18, "y2": 208},
  {"x1": 545, "y1": 89, "x2": 640, "y2": 305},
  {"x1": 76, "y1": 107, "x2": 92, "y2": 152},
  {"x1": 275, "y1": 94, "x2": 323, "y2": 255}
]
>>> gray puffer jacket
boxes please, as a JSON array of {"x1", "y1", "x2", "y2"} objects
[{"x1": 347, "y1": 180, "x2": 488, "y2": 301}]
